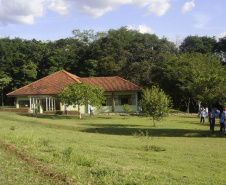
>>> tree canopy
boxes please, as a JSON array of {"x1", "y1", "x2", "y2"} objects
[
  {"x1": 140, "y1": 86, "x2": 171, "y2": 126},
  {"x1": 1, "y1": 27, "x2": 225, "y2": 111},
  {"x1": 57, "y1": 82, "x2": 105, "y2": 118}
]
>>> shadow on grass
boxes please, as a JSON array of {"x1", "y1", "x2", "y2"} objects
[
  {"x1": 18, "y1": 113, "x2": 76, "y2": 120},
  {"x1": 16, "y1": 114, "x2": 224, "y2": 138},
  {"x1": 18, "y1": 114, "x2": 115, "y2": 120},
  {"x1": 81, "y1": 126, "x2": 225, "y2": 138}
]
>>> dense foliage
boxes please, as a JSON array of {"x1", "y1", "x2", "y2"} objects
[
  {"x1": 1, "y1": 27, "x2": 226, "y2": 111},
  {"x1": 140, "y1": 86, "x2": 171, "y2": 126},
  {"x1": 57, "y1": 82, "x2": 105, "y2": 118}
]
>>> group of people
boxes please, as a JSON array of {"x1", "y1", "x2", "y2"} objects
[{"x1": 199, "y1": 106, "x2": 226, "y2": 133}]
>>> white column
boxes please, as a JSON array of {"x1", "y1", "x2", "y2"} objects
[
  {"x1": 46, "y1": 97, "x2": 48, "y2": 111},
  {"x1": 33, "y1": 98, "x2": 35, "y2": 112},
  {"x1": 29, "y1": 97, "x2": 31, "y2": 111},
  {"x1": 51, "y1": 98, "x2": 53, "y2": 111},
  {"x1": 49, "y1": 97, "x2": 50, "y2": 111}
]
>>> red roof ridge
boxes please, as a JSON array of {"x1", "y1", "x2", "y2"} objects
[
  {"x1": 7, "y1": 70, "x2": 81, "y2": 96},
  {"x1": 116, "y1": 76, "x2": 143, "y2": 90},
  {"x1": 60, "y1": 70, "x2": 82, "y2": 83}
]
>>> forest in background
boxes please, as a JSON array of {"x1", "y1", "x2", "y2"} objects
[{"x1": 0, "y1": 27, "x2": 226, "y2": 112}]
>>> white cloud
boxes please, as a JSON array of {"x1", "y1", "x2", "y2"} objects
[
  {"x1": 216, "y1": 32, "x2": 226, "y2": 40},
  {"x1": 0, "y1": 0, "x2": 46, "y2": 25},
  {"x1": 138, "y1": 25, "x2": 154, "y2": 34},
  {"x1": 127, "y1": 24, "x2": 154, "y2": 34},
  {"x1": 76, "y1": 0, "x2": 171, "y2": 17},
  {"x1": 182, "y1": 0, "x2": 195, "y2": 13},
  {"x1": 47, "y1": 0, "x2": 70, "y2": 15},
  {"x1": 0, "y1": 0, "x2": 172, "y2": 26},
  {"x1": 145, "y1": 0, "x2": 170, "y2": 16}
]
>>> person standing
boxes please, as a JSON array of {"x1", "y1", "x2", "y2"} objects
[
  {"x1": 138, "y1": 105, "x2": 142, "y2": 116},
  {"x1": 219, "y1": 108, "x2": 226, "y2": 133},
  {"x1": 208, "y1": 109, "x2": 212, "y2": 130},
  {"x1": 89, "y1": 105, "x2": 93, "y2": 117},
  {"x1": 211, "y1": 108, "x2": 216, "y2": 132},
  {"x1": 200, "y1": 109, "x2": 206, "y2": 124},
  {"x1": 64, "y1": 105, "x2": 68, "y2": 115}
]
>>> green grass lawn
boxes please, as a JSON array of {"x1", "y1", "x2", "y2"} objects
[{"x1": 0, "y1": 112, "x2": 225, "y2": 184}]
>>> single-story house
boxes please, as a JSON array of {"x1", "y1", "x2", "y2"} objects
[{"x1": 7, "y1": 70, "x2": 143, "y2": 114}]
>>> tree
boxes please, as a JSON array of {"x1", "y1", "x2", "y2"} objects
[
  {"x1": 57, "y1": 82, "x2": 105, "y2": 119},
  {"x1": 140, "y1": 86, "x2": 171, "y2": 126},
  {"x1": 72, "y1": 29, "x2": 106, "y2": 45},
  {"x1": 164, "y1": 53, "x2": 226, "y2": 112},
  {"x1": 214, "y1": 36, "x2": 226, "y2": 63},
  {"x1": 0, "y1": 72, "x2": 12, "y2": 106},
  {"x1": 179, "y1": 35, "x2": 216, "y2": 54}
]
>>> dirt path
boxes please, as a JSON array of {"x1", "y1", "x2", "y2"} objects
[{"x1": 0, "y1": 139, "x2": 75, "y2": 185}]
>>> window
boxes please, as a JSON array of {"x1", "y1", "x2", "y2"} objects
[
  {"x1": 18, "y1": 100, "x2": 30, "y2": 108},
  {"x1": 114, "y1": 95, "x2": 136, "y2": 106},
  {"x1": 102, "y1": 94, "x2": 136, "y2": 106},
  {"x1": 102, "y1": 95, "x2": 112, "y2": 106}
]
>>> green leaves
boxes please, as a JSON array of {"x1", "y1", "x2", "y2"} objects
[
  {"x1": 57, "y1": 82, "x2": 106, "y2": 118},
  {"x1": 165, "y1": 52, "x2": 226, "y2": 109},
  {"x1": 140, "y1": 86, "x2": 171, "y2": 126}
]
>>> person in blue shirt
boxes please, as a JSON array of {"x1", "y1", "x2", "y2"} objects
[
  {"x1": 218, "y1": 108, "x2": 226, "y2": 133},
  {"x1": 210, "y1": 108, "x2": 217, "y2": 132},
  {"x1": 138, "y1": 106, "x2": 142, "y2": 116}
]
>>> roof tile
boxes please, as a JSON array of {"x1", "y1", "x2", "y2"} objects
[{"x1": 7, "y1": 70, "x2": 142, "y2": 96}]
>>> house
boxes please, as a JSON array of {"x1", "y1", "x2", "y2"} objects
[{"x1": 7, "y1": 70, "x2": 143, "y2": 114}]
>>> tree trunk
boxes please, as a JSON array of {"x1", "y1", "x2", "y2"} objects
[
  {"x1": 78, "y1": 104, "x2": 82, "y2": 119},
  {"x1": 1, "y1": 84, "x2": 4, "y2": 107},
  {"x1": 198, "y1": 101, "x2": 201, "y2": 112},
  {"x1": 186, "y1": 98, "x2": 190, "y2": 113},
  {"x1": 153, "y1": 116, "x2": 155, "y2": 126}
]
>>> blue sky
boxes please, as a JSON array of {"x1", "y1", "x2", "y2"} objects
[{"x1": 0, "y1": 0, "x2": 226, "y2": 43}]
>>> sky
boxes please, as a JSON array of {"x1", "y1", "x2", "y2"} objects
[{"x1": 0, "y1": 0, "x2": 226, "y2": 43}]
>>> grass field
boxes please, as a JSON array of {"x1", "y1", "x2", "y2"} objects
[{"x1": 0, "y1": 112, "x2": 226, "y2": 184}]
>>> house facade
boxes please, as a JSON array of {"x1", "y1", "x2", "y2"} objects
[{"x1": 7, "y1": 70, "x2": 143, "y2": 114}]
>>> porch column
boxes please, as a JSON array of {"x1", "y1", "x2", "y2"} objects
[
  {"x1": 46, "y1": 97, "x2": 48, "y2": 111},
  {"x1": 53, "y1": 99, "x2": 56, "y2": 110},
  {"x1": 29, "y1": 97, "x2": 31, "y2": 111},
  {"x1": 112, "y1": 93, "x2": 115, "y2": 112},
  {"x1": 33, "y1": 98, "x2": 35, "y2": 112},
  {"x1": 51, "y1": 98, "x2": 53, "y2": 111},
  {"x1": 49, "y1": 97, "x2": 50, "y2": 111}
]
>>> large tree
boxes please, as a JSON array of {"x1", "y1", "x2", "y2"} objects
[
  {"x1": 179, "y1": 35, "x2": 217, "y2": 54},
  {"x1": 214, "y1": 36, "x2": 226, "y2": 63},
  {"x1": 164, "y1": 53, "x2": 226, "y2": 112},
  {"x1": 0, "y1": 72, "x2": 12, "y2": 106},
  {"x1": 57, "y1": 82, "x2": 105, "y2": 119}
]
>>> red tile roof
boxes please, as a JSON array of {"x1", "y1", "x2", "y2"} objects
[
  {"x1": 80, "y1": 77, "x2": 142, "y2": 92},
  {"x1": 7, "y1": 70, "x2": 142, "y2": 96},
  {"x1": 7, "y1": 70, "x2": 81, "y2": 96}
]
